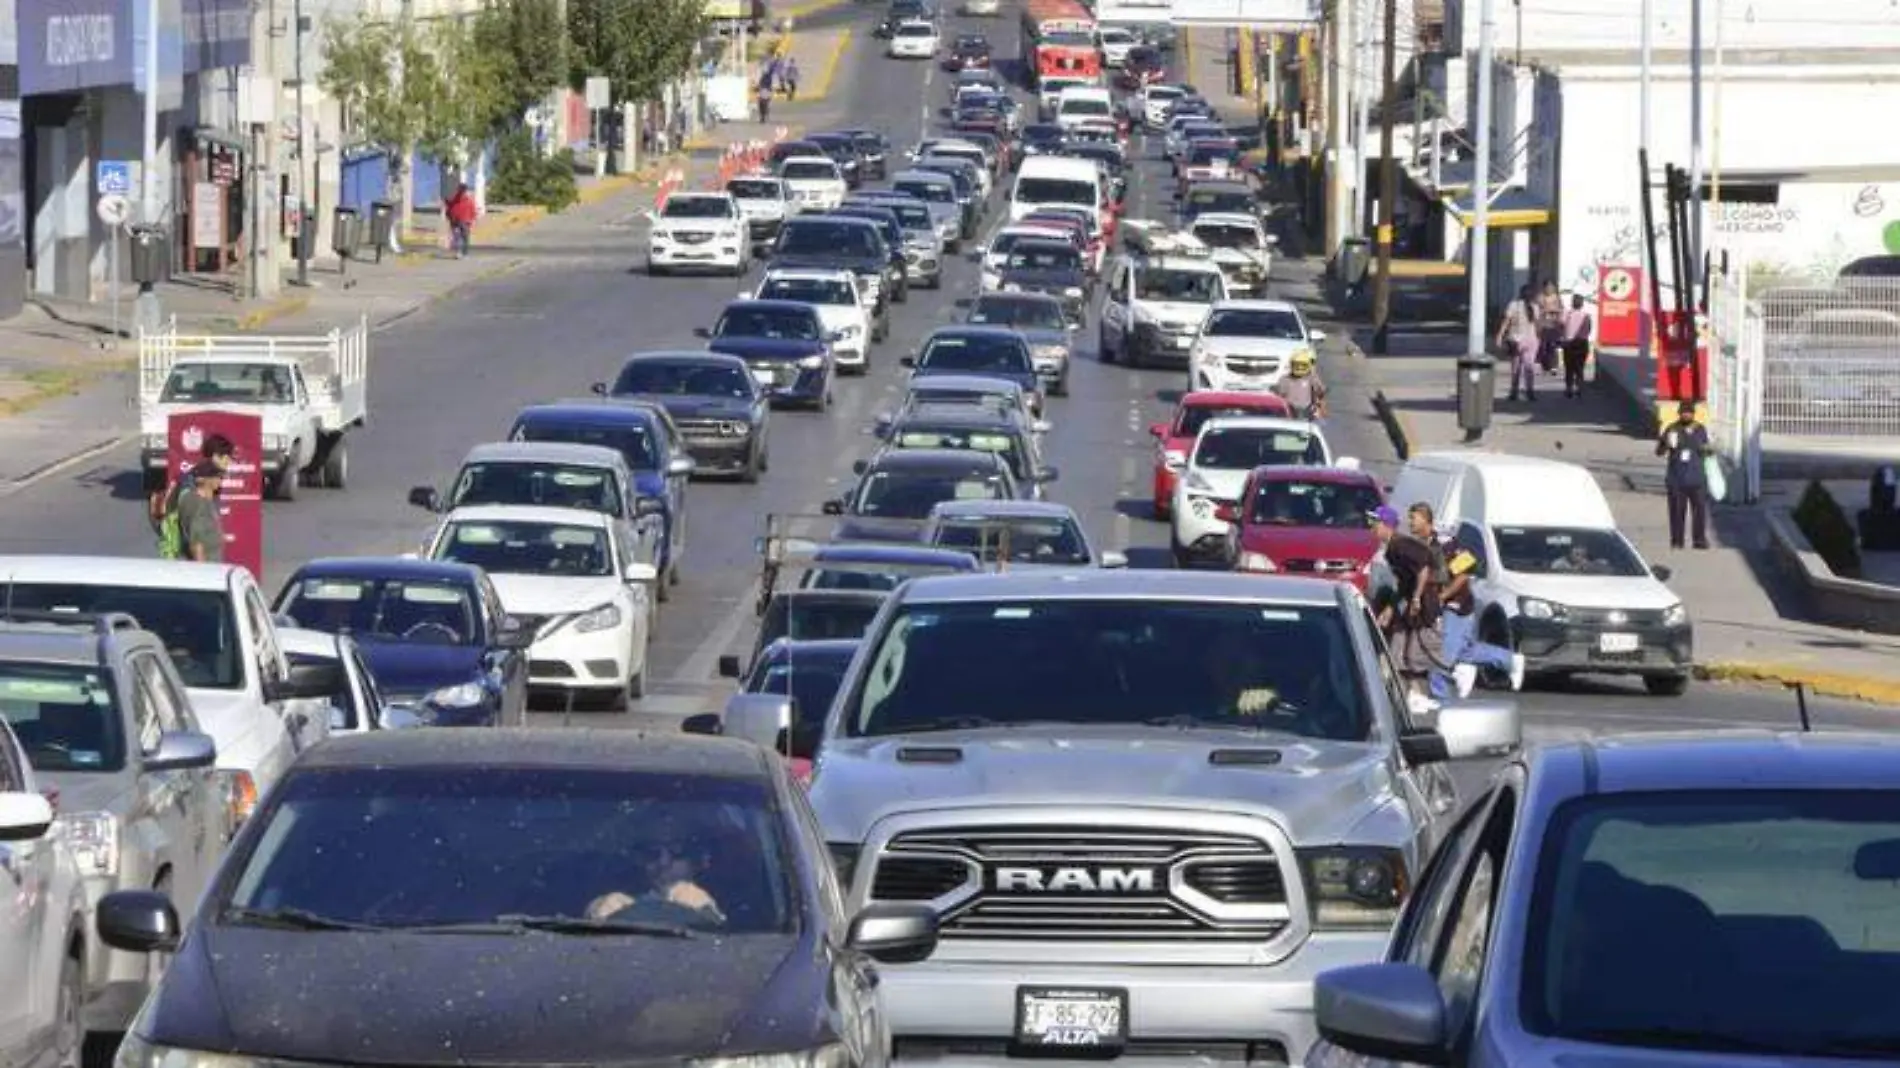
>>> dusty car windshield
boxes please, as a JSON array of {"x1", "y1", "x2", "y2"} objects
[
  {"x1": 433, "y1": 521, "x2": 614, "y2": 578},
  {"x1": 845, "y1": 599, "x2": 1369, "y2": 739},
  {"x1": 0, "y1": 664, "x2": 127, "y2": 773},
  {"x1": 1249, "y1": 480, "x2": 1383, "y2": 527},
  {"x1": 159, "y1": 361, "x2": 297, "y2": 404},
  {"x1": 223, "y1": 767, "x2": 793, "y2": 933},
  {"x1": 661, "y1": 197, "x2": 734, "y2": 219},
  {"x1": 1194, "y1": 427, "x2": 1322, "y2": 469},
  {"x1": 512, "y1": 419, "x2": 661, "y2": 471},
  {"x1": 858, "y1": 471, "x2": 1006, "y2": 517},
  {"x1": 1205, "y1": 308, "x2": 1303, "y2": 339},
  {"x1": 1494, "y1": 526, "x2": 1648, "y2": 577},
  {"x1": 278, "y1": 577, "x2": 480, "y2": 645},
  {"x1": 3, "y1": 585, "x2": 241, "y2": 690},
  {"x1": 449, "y1": 462, "x2": 623, "y2": 516},
  {"x1": 614, "y1": 360, "x2": 753, "y2": 399},
  {"x1": 1523, "y1": 790, "x2": 1900, "y2": 1056}
]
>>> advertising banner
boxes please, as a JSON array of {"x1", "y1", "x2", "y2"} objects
[
  {"x1": 166, "y1": 410, "x2": 263, "y2": 580},
  {"x1": 1169, "y1": 0, "x2": 1320, "y2": 27},
  {"x1": 1594, "y1": 264, "x2": 1644, "y2": 348},
  {"x1": 19, "y1": 0, "x2": 135, "y2": 94}
]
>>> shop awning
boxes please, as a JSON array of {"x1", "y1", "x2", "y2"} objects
[
  {"x1": 187, "y1": 125, "x2": 248, "y2": 153},
  {"x1": 1444, "y1": 187, "x2": 1551, "y2": 228}
]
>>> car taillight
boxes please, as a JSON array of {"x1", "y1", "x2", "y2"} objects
[{"x1": 221, "y1": 770, "x2": 259, "y2": 836}]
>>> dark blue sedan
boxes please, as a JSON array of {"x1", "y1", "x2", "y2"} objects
[
  {"x1": 901, "y1": 325, "x2": 1045, "y2": 414},
  {"x1": 696, "y1": 299, "x2": 837, "y2": 411},
  {"x1": 272, "y1": 558, "x2": 531, "y2": 727}
]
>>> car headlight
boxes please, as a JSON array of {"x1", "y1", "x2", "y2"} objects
[
  {"x1": 426, "y1": 681, "x2": 487, "y2": 708},
  {"x1": 799, "y1": 355, "x2": 826, "y2": 369},
  {"x1": 1662, "y1": 602, "x2": 1689, "y2": 627},
  {"x1": 1064, "y1": 286, "x2": 1084, "y2": 297},
  {"x1": 57, "y1": 811, "x2": 119, "y2": 877},
  {"x1": 1185, "y1": 470, "x2": 1213, "y2": 492},
  {"x1": 573, "y1": 602, "x2": 624, "y2": 634},
  {"x1": 836, "y1": 324, "x2": 863, "y2": 339},
  {"x1": 692, "y1": 1048, "x2": 850, "y2": 1068},
  {"x1": 1300, "y1": 847, "x2": 1408, "y2": 928},
  {"x1": 1032, "y1": 344, "x2": 1068, "y2": 362},
  {"x1": 1519, "y1": 596, "x2": 1563, "y2": 621},
  {"x1": 720, "y1": 420, "x2": 749, "y2": 437},
  {"x1": 1163, "y1": 449, "x2": 1187, "y2": 469},
  {"x1": 1237, "y1": 551, "x2": 1275, "y2": 572},
  {"x1": 142, "y1": 433, "x2": 166, "y2": 451},
  {"x1": 262, "y1": 433, "x2": 288, "y2": 451}
]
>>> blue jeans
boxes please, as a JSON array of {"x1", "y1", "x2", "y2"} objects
[{"x1": 1430, "y1": 610, "x2": 1516, "y2": 698}]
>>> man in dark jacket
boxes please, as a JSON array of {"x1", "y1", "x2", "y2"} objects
[{"x1": 1656, "y1": 400, "x2": 1712, "y2": 549}]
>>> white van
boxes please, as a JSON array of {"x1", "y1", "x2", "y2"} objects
[
  {"x1": 1054, "y1": 86, "x2": 1116, "y2": 130},
  {"x1": 1010, "y1": 155, "x2": 1102, "y2": 230},
  {"x1": 1385, "y1": 452, "x2": 1694, "y2": 695}
]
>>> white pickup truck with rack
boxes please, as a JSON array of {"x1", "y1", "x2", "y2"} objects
[{"x1": 138, "y1": 316, "x2": 370, "y2": 500}]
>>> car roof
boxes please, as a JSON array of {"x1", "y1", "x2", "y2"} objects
[
  {"x1": 869, "y1": 448, "x2": 1009, "y2": 470},
  {"x1": 299, "y1": 727, "x2": 772, "y2": 778},
  {"x1": 0, "y1": 556, "x2": 239, "y2": 592},
  {"x1": 1534, "y1": 731, "x2": 1900, "y2": 794},
  {"x1": 514, "y1": 400, "x2": 665, "y2": 427},
  {"x1": 723, "y1": 298, "x2": 826, "y2": 316},
  {"x1": 1254, "y1": 465, "x2": 1377, "y2": 486},
  {"x1": 289, "y1": 557, "x2": 486, "y2": 584},
  {"x1": 461, "y1": 441, "x2": 625, "y2": 467},
  {"x1": 811, "y1": 543, "x2": 979, "y2": 568},
  {"x1": 758, "y1": 638, "x2": 863, "y2": 663},
  {"x1": 1212, "y1": 298, "x2": 1302, "y2": 314},
  {"x1": 440, "y1": 504, "x2": 615, "y2": 528},
  {"x1": 929, "y1": 499, "x2": 1077, "y2": 520},
  {"x1": 896, "y1": 568, "x2": 1345, "y2": 606}
]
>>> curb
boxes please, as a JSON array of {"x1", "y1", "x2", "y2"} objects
[
  {"x1": 809, "y1": 28, "x2": 855, "y2": 100},
  {"x1": 1697, "y1": 661, "x2": 1900, "y2": 706},
  {"x1": 782, "y1": 0, "x2": 852, "y2": 16},
  {"x1": 234, "y1": 294, "x2": 312, "y2": 331}
]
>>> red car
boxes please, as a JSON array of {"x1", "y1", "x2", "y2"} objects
[
  {"x1": 1214, "y1": 466, "x2": 1387, "y2": 590},
  {"x1": 1148, "y1": 391, "x2": 1292, "y2": 518}
]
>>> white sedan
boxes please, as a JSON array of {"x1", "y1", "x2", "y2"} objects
[
  {"x1": 1169, "y1": 416, "x2": 1354, "y2": 566},
  {"x1": 1188, "y1": 300, "x2": 1326, "y2": 393},
  {"x1": 777, "y1": 156, "x2": 848, "y2": 212},
  {"x1": 750, "y1": 267, "x2": 878, "y2": 371},
  {"x1": 426, "y1": 505, "x2": 656, "y2": 706},
  {"x1": 889, "y1": 19, "x2": 940, "y2": 58},
  {"x1": 646, "y1": 192, "x2": 749, "y2": 276}
]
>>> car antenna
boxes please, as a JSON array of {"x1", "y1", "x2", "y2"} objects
[{"x1": 1791, "y1": 680, "x2": 1812, "y2": 733}]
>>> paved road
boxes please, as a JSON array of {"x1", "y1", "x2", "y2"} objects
[{"x1": 0, "y1": 4, "x2": 1884, "y2": 744}]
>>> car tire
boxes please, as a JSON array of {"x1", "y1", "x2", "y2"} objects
[
  {"x1": 741, "y1": 446, "x2": 763, "y2": 483},
  {"x1": 1645, "y1": 672, "x2": 1691, "y2": 697},
  {"x1": 1099, "y1": 326, "x2": 1116, "y2": 364},
  {"x1": 321, "y1": 440, "x2": 349, "y2": 489},
  {"x1": 624, "y1": 668, "x2": 646, "y2": 705},
  {"x1": 271, "y1": 464, "x2": 299, "y2": 501},
  {"x1": 648, "y1": 262, "x2": 667, "y2": 276}
]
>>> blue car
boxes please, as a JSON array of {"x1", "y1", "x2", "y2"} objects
[
  {"x1": 795, "y1": 543, "x2": 982, "y2": 590},
  {"x1": 508, "y1": 399, "x2": 695, "y2": 593},
  {"x1": 271, "y1": 558, "x2": 532, "y2": 727},
  {"x1": 695, "y1": 299, "x2": 837, "y2": 411},
  {"x1": 901, "y1": 325, "x2": 1045, "y2": 414}
]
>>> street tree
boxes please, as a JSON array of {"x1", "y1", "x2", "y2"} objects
[
  {"x1": 428, "y1": 15, "x2": 510, "y2": 166},
  {"x1": 475, "y1": 0, "x2": 569, "y2": 129},
  {"x1": 568, "y1": 0, "x2": 709, "y2": 110},
  {"x1": 319, "y1": 13, "x2": 445, "y2": 229}
]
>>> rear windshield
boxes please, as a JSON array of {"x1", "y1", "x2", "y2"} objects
[
  {"x1": 896, "y1": 179, "x2": 954, "y2": 204},
  {"x1": 1015, "y1": 177, "x2": 1096, "y2": 207},
  {"x1": 778, "y1": 221, "x2": 883, "y2": 259},
  {"x1": 781, "y1": 160, "x2": 838, "y2": 180}
]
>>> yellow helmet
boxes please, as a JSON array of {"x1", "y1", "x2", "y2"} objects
[{"x1": 1289, "y1": 350, "x2": 1315, "y2": 370}]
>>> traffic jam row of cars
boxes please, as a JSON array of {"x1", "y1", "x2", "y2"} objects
[{"x1": 0, "y1": 5, "x2": 1851, "y2": 1068}]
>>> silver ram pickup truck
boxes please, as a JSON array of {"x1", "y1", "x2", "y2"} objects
[{"x1": 804, "y1": 569, "x2": 1521, "y2": 1066}]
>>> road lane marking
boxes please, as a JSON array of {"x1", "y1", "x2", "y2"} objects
[{"x1": 672, "y1": 581, "x2": 763, "y2": 684}]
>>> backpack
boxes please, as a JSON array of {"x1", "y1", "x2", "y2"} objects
[{"x1": 155, "y1": 480, "x2": 185, "y2": 559}]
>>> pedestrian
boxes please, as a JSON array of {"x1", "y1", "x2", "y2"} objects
[
  {"x1": 1561, "y1": 293, "x2": 1594, "y2": 398},
  {"x1": 150, "y1": 433, "x2": 233, "y2": 553},
  {"x1": 1656, "y1": 400, "x2": 1714, "y2": 549},
  {"x1": 176, "y1": 463, "x2": 227, "y2": 563},
  {"x1": 1495, "y1": 283, "x2": 1539, "y2": 402},
  {"x1": 1536, "y1": 279, "x2": 1564, "y2": 374},
  {"x1": 444, "y1": 182, "x2": 477, "y2": 259},
  {"x1": 1370, "y1": 505, "x2": 1447, "y2": 708},
  {"x1": 1271, "y1": 351, "x2": 1328, "y2": 420},
  {"x1": 1431, "y1": 542, "x2": 1525, "y2": 700},
  {"x1": 756, "y1": 77, "x2": 773, "y2": 122},
  {"x1": 784, "y1": 58, "x2": 801, "y2": 101}
]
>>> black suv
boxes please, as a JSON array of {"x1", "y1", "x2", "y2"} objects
[{"x1": 770, "y1": 215, "x2": 897, "y2": 313}]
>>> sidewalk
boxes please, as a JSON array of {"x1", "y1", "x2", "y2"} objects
[
  {"x1": 1357, "y1": 324, "x2": 1900, "y2": 704},
  {"x1": 0, "y1": 120, "x2": 780, "y2": 493}
]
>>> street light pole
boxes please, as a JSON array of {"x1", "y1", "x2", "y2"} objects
[
  {"x1": 1464, "y1": 0, "x2": 1496, "y2": 361},
  {"x1": 1369, "y1": 0, "x2": 1398, "y2": 352},
  {"x1": 138, "y1": 0, "x2": 163, "y2": 331},
  {"x1": 294, "y1": 0, "x2": 310, "y2": 286},
  {"x1": 1688, "y1": 0, "x2": 1704, "y2": 292},
  {"x1": 1638, "y1": 0, "x2": 1652, "y2": 367}
]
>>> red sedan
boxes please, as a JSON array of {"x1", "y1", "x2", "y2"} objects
[
  {"x1": 1147, "y1": 391, "x2": 1292, "y2": 518},
  {"x1": 1214, "y1": 466, "x2": 1387, "y2": 590}
]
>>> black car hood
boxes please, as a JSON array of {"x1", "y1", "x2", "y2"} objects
[
  {"x1": 998, "y1": 267, "x2": 1085, "y2": 291},
  {"x1": 708, "y1": 336, "x2": 827, "y2": 361},
  {"x1": 154, "y1": 926, "x2": 812, "y2": 1065},
  {"x1": 638, "y1": 393, "x2": 756, "y2": 420},
  {"x1": 772, "y1": 252, "x2": 885, "y2": 274}
]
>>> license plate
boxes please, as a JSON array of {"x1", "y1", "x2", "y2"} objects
[
  {"x1": 749, "y1": 367, "x2": 777, "y2": 386},
  {"x1": 1172, "y1": 335, "x2": 1192, "y2": 348},
  {"x1": 1598, "y1": 633, "x2": 1640, "y2": 654},
  {"x1": 1016, "y1": 987, "x2": 1127, "y2": 1049}
]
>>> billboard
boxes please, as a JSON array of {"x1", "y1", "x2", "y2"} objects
[
  {"x1": 166, "y1": 410, "x2": 264, "y2": 581},
  {"x1": 1169, "y1": 0, "x2": 1321, "y2": 26}
]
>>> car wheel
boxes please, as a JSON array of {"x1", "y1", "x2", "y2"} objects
[
  {"x1": 271, "y1": 464, "x2": 299, "y2": 501},
  {"x1": 1645, "y1": 672, "x2": 1691, "y2": 697},
  {"x1": 648, "y1": 262, "x2": 667, "y2": 276},
  {"x1": 741, "y1": 445, "x2": 763, "y2": 483},
  {"x1": 321, "y1": 440, "x2": 349, "y2": 489},
  {"x1": 626, "y1": 668, "x2": 646, "y2": 703}
]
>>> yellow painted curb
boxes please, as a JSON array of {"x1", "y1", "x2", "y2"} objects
[
  {"x1": 808, "y1": 28, "x2": 854, "y2": 101},
  {"x1": 1698, "y1": 661, "x2": 1900, "y2": 706},
  {"x1": 1181, "y1": 29, "x2": 1194, "y2": 85},
  {"x1": 781, "y1": 0, "x2": 851, "y2": 17},
  {"x1": 235, "y1": 294, "x2": 311, "y2": 330},
  {"x1": 1237, "y1": 30, "x2": 1256, "y2": 97}
]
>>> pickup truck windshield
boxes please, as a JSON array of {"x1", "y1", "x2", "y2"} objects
[
  {"x1": 449, "y1": 462, "x2": 624, "y2": 516},
  {"x1": 277, "y1": 577, "x2": 481, "y2": 645},
  {"x1": 844, "y1": 599, "x2": 1370, "y2": 740},
  {"x1": 0, "y1": 663, "x2": 127, "y2": 772},
  {"x1": 512, "y1": 419, "x2": 660, "y2": 471},
  {"x1": 920, "y1": 334, "x2": 1031, "y2": 374},
  {"x1": 4, "y1": 585, "x2": 242, "y2": 690},
  {"x1": 160, "y1": 361, "x2": 296, "y2": 404},
  {"x1": 614, "y1": 360, "x2": 753, "y2": 399},
  {"x1": 434, "y1": 521, "x2": 614, "y2": 578}
]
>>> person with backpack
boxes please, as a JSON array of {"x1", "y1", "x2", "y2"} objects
[
  {"x1": 152, "y1": 434, "x2": 233, "y2": 558},
  {"x1": 1369, "y1": 505, "x2": 1447, "y2": 710}
]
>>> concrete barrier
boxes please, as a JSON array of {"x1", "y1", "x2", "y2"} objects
[{"x1": 1764, "y1": 508, "x2": 1900, "y2": 636}]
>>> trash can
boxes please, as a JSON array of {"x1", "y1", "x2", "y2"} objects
[
  {"x1": 1336, "y1": 238, "x2": 1371, "y2": 287},
  {"x1": 367, "y1": 201, "x2": 396, "y2": 252},
  {"x1": 332, "y1": 206, "x2": 362, "y2": 258},
  {"x1": 1457, "y1": 355, "x2": 1496, "y2": 435},
  {"x1": 128, "y1": 226, "x2": 170, "y2": 285}
]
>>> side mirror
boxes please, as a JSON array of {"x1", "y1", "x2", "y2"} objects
[
  {"x1": 1213, "y1": 502, "x2": 1239, "y2": 524},
  {"x1": 899, "y1": 355, "x2": 916, "y2": 368},
  {"x1": 95, "y1": 890, "x2": 182, "y2": 954},
  {"x1": 379, "y1": 703, "x2": 428, "y2": 730},
  {"x1": 1335, "y1": 457, "x2": 1361, "y2": 471},
  {"x1": 1651, "y1": 564, "x2": 1674, "y2": 582},
  {"x1": 668, "y1": 456, "x2": 697, "y2": 476},
  {"x1": 143, "y1": 730, "x2": 217, "y2": 772},
  {"x1": 624, "y1": 561, "x2": 660, "y2": 584},
  {"x1": 852, "y1": 459, "x2": 869, "y2": 475},
  {"x1": 1032, "y1": 420, "x2": 1053, "y2": 434},
  {"x1": 1314, "y1": 963, "x2": 1450, "y2": 1065},
  {"x1": 266, "y1": 660, "x2": 344, "y2": 702},
  {"x1": 692, "y1": 326, "x2": 713, "y2": 339},
  {"x1": 1100, "y1": 550, "x2": 1128, "y2": 569},
  {"x1": 635, "y1": 497, "x2": 667, "y2": 518},
  {"x1": 1265, "y1": 233, "x2": 1281, "y2": 245},
  {"x1": 0, "y1": 790, "x2": 55, "y2": 841},
  {"x1": 407, "y1": 486, "x2": 442, "y2": 512},
  {"x1": 1400, "y1": 700, "x2": 1522, "y2": 764},
  {"x1": 1148, "y1": 422, "x2": 1166, "y2": 438},
  {"x1": 723, "y1": 693, "x2": 794, "y2": 749},
  {"x1": 681, "y1": 712, "x2": 723, "y2": 736},
  {"x1": 591, "y1": 381, "x2": 608, "y2": 395},
  {"x1": 496, "y1": 616, "x2": 536, "y2": 649},
  {"x1": 822, "y1": 499, "x2": 846, "y2": 516},
  {"x1": 718, "y1": 653, "x2": 744, "y2": 679},
  {"x1": 1036, "y1": 466, "x2": 1060, "y2": 484},
  {"x1": 846, "y1": 903, "x2": 940, "y2": 964},
  {"x1": 953, "y1": 297, "x2": 972, "y2": 309},
  {"x1": 1308, "y1": 329, "x2": 1328, "y2": 342}
]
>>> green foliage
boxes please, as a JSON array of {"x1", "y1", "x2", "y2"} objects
[
  {"x1": 489, "y1": 129, "x2": 579, "y2": 213},
  {"x1": 474, "y1": 0, "x2": 569, "y2": 124},
  {"x1": 1793, "y1": 480, "x2": 1863, "y2": 578},
  {"x1": 568, "y1": 0, "x2": 709, "y2": 106},
  {"x1": 424, "y1": 16, "x2": 506, "y2": 167},
  {"x1": 319, "y1": 14, "x2": 440, "y2": 160}
]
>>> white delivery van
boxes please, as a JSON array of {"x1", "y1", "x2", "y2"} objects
[
  {"x1": 1386, "y1": 452, "x2": 1694, "y2": 695},
  {"x1": 1010, "y1": 155, "x2": 1102, "y2": 230}
]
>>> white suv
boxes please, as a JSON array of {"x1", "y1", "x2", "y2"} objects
[
  {"x1": 725, "y1": 175, "x2": 792, "y2": 251},
  {"x1": 778, "y1": 156, "x2": 848, "y2": 212},
  {"x1": 0, "y1": 717, "x2": 86, "y2": 1068},
  {"x1": 647, "y1": 192, "x2": 749, "y2": 276},
  {"x1": 750, "y1": 267, "x2": 877, "y2": 371},
  {"x1": 1190, "y1": 299, "x2": 1325, "y2": 393},
  {"x1": 1170, "y1": 416, "x2": 1354, "y2": 565},
  {"x1": 1098, "y1": 247, "x2": 1229, "y2": 367},
  {"x1": 889, "y1": 19, "x2": 939, "y2": 57}
]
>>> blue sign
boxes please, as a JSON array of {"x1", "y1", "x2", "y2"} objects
[
  {"x1": 19, "y1": 0, "x2": 136, "y2": 95},
  {"x1": 97, "y1": 161, "x2": 134, "y2": 196}
]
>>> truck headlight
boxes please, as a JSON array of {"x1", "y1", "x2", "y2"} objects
[
  {"x1": 573, "y1": 602, "x2": 623, "y2": 634},
  {"x1": 262, "y1": 434, "x2": 289, "y2": 451},
  {"x1": 799, "y1": 355, "x2": 827, "y2": 369},
  {"x1": 1662, "y1": 602, "x2": 1688, "y2": 627},
  {"x1": 1300, "y1": 847, "x2": 1408, "y2": 928},
  {"x1": 57, "y1": 811, "x2": 119, "y2": 877},
  {"x1": 1237, "y1": 551, "x2": 1275, "y2": 572},
  {"x1": 426, "y1": 681, "x2": 487, "y2": 708},
  {"x1": 141, "y1": 433, "x2": 166, "y2": 451},
  {"x1": 1519, "y1": 597, "x2": 1563, "y2": 621}
]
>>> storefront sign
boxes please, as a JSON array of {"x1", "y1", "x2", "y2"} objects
[
  {"x1": 20, "y1": 0, "x2": 133, "y2": 94},
  {"x1": 166, "y1": 410, "x2": 263, "y2": 580},
  {"x1": 1595, "y1": 264, "x2": 1644, "y2": 348},
  {"x1": 191, "y1": 181, "x2": 223, "y2": 249}
]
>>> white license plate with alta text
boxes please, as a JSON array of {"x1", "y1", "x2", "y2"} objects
[
  {"x1": 1598, "y1": 632, "x2": 1640, "y2": 654},
  {"x1": 1016, "y1": 987, "x2": 1127, "y2": 1048}
]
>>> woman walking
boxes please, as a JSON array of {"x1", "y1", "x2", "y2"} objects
[
  {"x1": 1495, "y1": 283, "x2": 1541, "y2": 402},
  {"x1": 1535, "y1": 280, "x2": 1564, "y2": 374}
]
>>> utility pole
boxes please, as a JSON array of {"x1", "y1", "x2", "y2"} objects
[
  {"x1": 293, "y1": 0, "x2": 310, "y2": 286},
  {"x1": 1688, "y1": 0, "x2": 1704, "y2": 291},
  {"x1": 1464, "y1": 0, "x2": 1496, "y2": 361},
  {"x1": 1326, "y1": 0, "x2": 1351, "y2": 256},
  {"x1": 1638, "y1": 0, "x2": 1652, "y2": 367},
  {"x1": 1369, "y1": 0, "x2": 1398, "y2": 351},
  {"x1": 1349, "y1": 0, "x2": 1370, "y2": 236},
  {"x1": 138, "y1": 0, "x2": 164, "y2": 332},
  {"x1": 398, "y1": 0, "x2": 416, "y2": 236}
]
